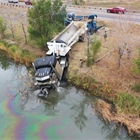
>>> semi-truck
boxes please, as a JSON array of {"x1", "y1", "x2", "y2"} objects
[
  {"x1": 33, "y1": 21, "x2": 88, "y2": 97},
  {"x1": 33, "y1": 14, "x2": 104, "y2": 97}
]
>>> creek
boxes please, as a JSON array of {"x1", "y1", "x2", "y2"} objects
[{"x1": 0, "y1": 50, "x2": 137, "y2": 140}]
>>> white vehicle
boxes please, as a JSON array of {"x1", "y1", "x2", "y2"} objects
[
  {"x1": 33, "y1": 21, "x2": 88, "y2": 97},
  {"x1": 8, "y1": 0, "x2": 18, "y2": 3}
]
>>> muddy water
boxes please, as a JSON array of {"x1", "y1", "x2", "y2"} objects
[{"x1": 0, "y1": 50, "x2": 137, "y2": 140}]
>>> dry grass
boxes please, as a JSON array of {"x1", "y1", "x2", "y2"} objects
[
  {"x1": 0, "y1": 6, "x2": 47, "y2": 59},
  {"x1": 85, "y1": 1, "x2": 140, "y2": 11},
  {"x1": 95, "y1": 100, "x2": 140, "y2": 137},
  {"x1": 68, "y1": 19, "x2": 140, "y2": 97}
]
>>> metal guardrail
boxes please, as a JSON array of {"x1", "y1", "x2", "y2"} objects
[
  {"x1": 0, "y1": 2, "x2": 33, "y2": 9},
  {"x1": 0, "y1": 2, "x2": 140, "y2": 13},
  {"x1": 65, "y1": 4, "x2": 140, "y2": 13}
]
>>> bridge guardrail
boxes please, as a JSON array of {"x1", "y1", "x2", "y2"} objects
[{"x1": 0, "y1": 2, "x2": 140, "y2": 13}]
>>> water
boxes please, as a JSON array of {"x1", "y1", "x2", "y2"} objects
[{"x1": 0, "y1": 50, "x2": 138, "y2": 140}]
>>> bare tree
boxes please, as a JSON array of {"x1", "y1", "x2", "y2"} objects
[
  {"x1": 107, "y1": 14, "x2": 140, "y2": 69},
  {"x1": 2, "y1": 8, "x2": 15, "y2": 39},
  {"x1": 15, "y1": 11, "x2": 27, "y2": 44}
]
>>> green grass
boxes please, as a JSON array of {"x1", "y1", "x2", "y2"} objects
[
  {"x1": 115, "y1": 92, "x2": 140, "y2": 115},
  {"x1": 0, "y1": 41, "x2": 36, "y2": 65},
  {"x1": 131, "y1": 83, "x2": 140, "y2": 92},
  {"x1": 0, "y1": 40, "x2": 12, "y2": 48}
]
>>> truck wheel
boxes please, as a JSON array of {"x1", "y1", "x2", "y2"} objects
[
  {"x1": 79, "y1": 36, "x2": 84, "y2": 42},
  {"x1": 66, "y1": 53, "x2": 69, "y2": 61}
]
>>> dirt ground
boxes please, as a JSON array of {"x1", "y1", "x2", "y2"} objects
[
  {"x1": 68, "y1": 19, "x2": 140, "y2": 97},
  {"x1": 0, "y1": 5, "x2": 47, "y2": 58}
]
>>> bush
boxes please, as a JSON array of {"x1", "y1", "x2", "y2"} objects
[
  {"x1": 0, "y1": 41, "x2": 12, "y2": 48},
  {"x1": 90, "y1": 40, "x2": 101, "y2": 62},
  {"x1": 115, "y1": 92, "x2": 140, "y2": 115},
  {"x1": 0, "y1": 16, "x2": 7, "y2": 38},
  {"x1": 86, "y1": 38, "x2": 101, "y2": 67},
  {"x1": 131, "y1": 84, "x2": 140, "y2": 92},
  {"x1": 132, "y1": 49, "x2": 140, "y2": 74},
  {"x1": 73, "y1": 0, "x2": 85, "y2": 5}
]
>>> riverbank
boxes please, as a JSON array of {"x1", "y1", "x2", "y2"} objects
[
  {"x1": 66, "y1": 21, "x2": 140, "y2": 137},
  {"x1": 1, "y1": 6, "x2": 140, "y2": 137},
  {"x1": 0, "y1": 40, "x2": 47, "y2": 67}
]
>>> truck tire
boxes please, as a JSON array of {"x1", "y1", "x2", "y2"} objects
[
  {"x1": 79, "y1": 36, "x2": 84, "y2": 42},
  {"x1": 66, "y1": 53, "x2": 69, "y2": 61}
]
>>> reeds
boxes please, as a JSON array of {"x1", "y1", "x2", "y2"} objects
[
  {"x1": 95, "y1": 100, "x2": 140, "y2": 137},
  {"x1": 68, "y1": 74, "x2": 140, "y2": 116},
  {"x1": 0, "y1": 41, "x2": 36, "y2": 67}
]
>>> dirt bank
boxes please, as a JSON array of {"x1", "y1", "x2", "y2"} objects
[{"x1": 67, "y1": 20, "x2": 140, "y2": 137}]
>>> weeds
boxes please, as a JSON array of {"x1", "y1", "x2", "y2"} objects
[
  {"x1": 131, "y1": 83, "x2": 140, "y2": 92},
  {"x1": 0, "y1": 41, "x2": 36, "y2": 66},
  {"x1": 115, "y1": 92, "x2": 140, "y2": 115},
  {"x1": 0, "y1": 40, "x2": 12, "y2": 48},
  {"x1": 68, "y1": 74, "x2": 140, "y2": 115}
]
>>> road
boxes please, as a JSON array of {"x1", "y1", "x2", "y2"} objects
[
  {"x1": 1, "y1": 0, "x2": 140, "y2": 24},
  {"x1": 67, "y1": 7, "x2": 140, "y2": 24}
]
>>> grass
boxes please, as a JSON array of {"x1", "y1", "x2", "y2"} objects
[
  {"x1": 85, "y1": 1, "x2": 140, "y2": 11},
  {"x1": 131, "y1": 84, "x2": 140, "y2": 92},
  {"x1": 115, "y1": 92, "x2": 140, "y2": 115},
  {"x1": 68, "y1": 74, "x2": 140, "y2": 116},
  {"x1": 0, "y1": 40, "x2": 36, "y2": 67}
]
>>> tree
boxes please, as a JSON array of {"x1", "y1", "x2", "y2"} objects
[
  {"x1": 0, "y1": 16, "x2": 7, "y2": 39},
  {"x1": 16, "y1": 11, "x2": 28, "y2": 44},
  {"x1": 2, "y1": 9, "x2": 15, "y2": 39},
  {"x1": 28, "y1": 0, "x2": 66, "y2": 47},
  {"x1": 107, "y1": 15, "x2": 140, "y2": 69},
  {"x1": 86, "y1": 35, "x2": 101, "y2": 67}
]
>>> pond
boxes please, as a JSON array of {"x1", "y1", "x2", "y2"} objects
[{"x1": 0, "y1": 50, "x2": 137, "y2": 140}]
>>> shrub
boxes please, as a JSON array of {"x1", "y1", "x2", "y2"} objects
[
  {"x1": 131, "y1": 83, "x2": 140, "y2": 92},
  {"x1": 0, "y1": 41, "x2": 12, "y2": 48},
  {"x1": 86, "y1": 38, "x2": 101, "y2": 67},
  {"x1": 115, "y1": 92, "x2": 140, "y2": 115},
  {"x1": 0, "y1": 16, "x2": 7, "y2": 38}
]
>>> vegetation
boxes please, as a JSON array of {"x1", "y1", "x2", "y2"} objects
[
  {"x1": 131, "y1": 83, "x2": 140, "y2": 92},
  {"x1": 0, "y1": 16, "x2": 7, "y2": 38},
  {"x1": 68, "y1": 75, "x2": 140, "y2": 116},
  {"x1": 133, "y1": 50, "x2": 140, "y2": 74},
  {"x1": 115, "y1": 92, "x2": 140, "y2": 114},
  {"x1": 0, "y1": 41, "x2": 36, "y2": 66},
  {"x1": 73, "y1": 0, "x2": 85, "y2": 5},
  {"x1": 85, "y1": 1, "x2": 140, "y2": 11},
  {"x1": 86, "y1": 38, "x2": 101, "y2": 67},
  {"x1": 28, "y1": 0, "x2": 66, "y2": 47}
]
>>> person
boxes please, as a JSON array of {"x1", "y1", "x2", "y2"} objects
[{"x1": 104, "y1": 31, "x2": 107, "y2": 42}]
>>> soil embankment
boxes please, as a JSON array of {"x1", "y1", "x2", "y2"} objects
[{"x1": 67, "y1": 20, "x2": 140, "y2": 137}]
